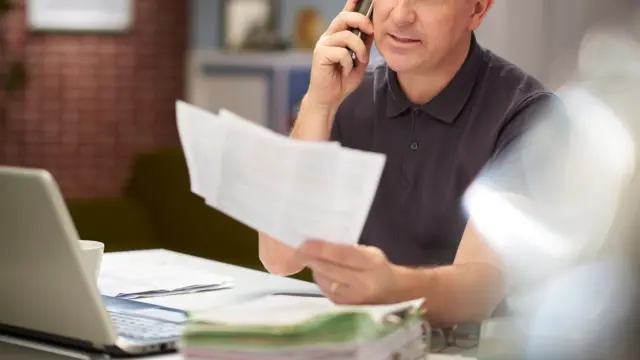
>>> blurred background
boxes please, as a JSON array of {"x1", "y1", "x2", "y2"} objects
[{"x1": 0, "y1": 0, "x2": 637, "y2": 276}]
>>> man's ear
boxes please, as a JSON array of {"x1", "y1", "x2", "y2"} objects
[{"x1": 469, "y1": 0, "x2": 493, "y2": 31}]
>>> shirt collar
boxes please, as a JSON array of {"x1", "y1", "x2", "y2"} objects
[{"x1": 386, "y1": 33, "x2": 484, "y2": 123}]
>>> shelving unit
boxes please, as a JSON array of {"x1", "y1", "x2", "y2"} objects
[{"x1": 185, "y1": 50, "x2": 313, "y2": 134}]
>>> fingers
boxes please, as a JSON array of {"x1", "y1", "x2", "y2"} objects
[
  {"x1": 363, "y1": 30, "x2": 375, "y2": 52},
  {"x1": 298, "y1": 240, "x2": 371, "y2": 269},
  {"x1": 310, "y1": 266, "x2": 374, "y2": 305},
  {"x1": 326, "y1": 11, "x2": 374, "y2": 36},
  {"x1": 321, "y1": 30, "x2": 369, "y2": 65},
  {"x1": 312, "y1": 272, "x2": 347, "y2": 304},
  {"x1": 315, "y1": 45, "x2": 354, "y2": 76},
  {"x1": 313, "y1": 271, "x2": 345, "y2": 295},
  {"x1": 306, "y1": 257, "x2": 360, "y2": 284},
  {"x1": 354, "y1": 34, "x2": 375, "y2": 72},
  {"x1": 315, "y1": 6, "x2": 374, "y2": 76},
  {"x1": 312, "y1": 270, "x2": 361, "y2": 305}
]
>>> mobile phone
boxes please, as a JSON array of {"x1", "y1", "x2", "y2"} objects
[{"x1": 348, "y1": 0, "x2": 374, "y2": 68}]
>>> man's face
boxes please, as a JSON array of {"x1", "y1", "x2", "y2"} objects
[{"x1": 372, "y1": 0, "x2": 486, "y2": 73}]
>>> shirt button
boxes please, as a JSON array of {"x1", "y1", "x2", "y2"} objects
[{"x1": 410, "y1": 142, "x2": 419, "y2": 151}]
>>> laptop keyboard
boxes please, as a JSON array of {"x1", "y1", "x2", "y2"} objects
[{"x1": 109, "y1": 311, "x2": 184, "y2": 341}]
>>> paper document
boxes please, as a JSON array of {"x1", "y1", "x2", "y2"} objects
[
  {"x1": 191, "y1": 295, "x2": 424, "y2": 326},
  {"x1": 175, "y1": 101, "x2": 387, "y2": 248},
  {"x1": 182, "y1": 295, "x2": 427, "y2": 360},
  {"x1": 98, "y1": 256, "x2": 234, "y2": 299}
]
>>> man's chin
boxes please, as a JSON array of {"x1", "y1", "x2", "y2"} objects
[
  {"x1": 384, "y1": 56, "x2": 422, "y2": 74},
  {"x1": 385, "y1": 59, "x2": 419, "y2": 73}
]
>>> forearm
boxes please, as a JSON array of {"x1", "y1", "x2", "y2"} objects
[
  {"x1": 390, "y1": 262, "x2": 504, "y2": 328},
  {"x1": 290, "y1": 94, "x2": 340, "y2": 141}
]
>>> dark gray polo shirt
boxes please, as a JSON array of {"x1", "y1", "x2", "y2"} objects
[{"x1": 330, "y1": 35, "x2": 561, "y2": 267}]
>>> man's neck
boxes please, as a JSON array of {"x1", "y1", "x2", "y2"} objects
[{"x1": 397, "y1": 33, "x2": 472, "y2": 105}]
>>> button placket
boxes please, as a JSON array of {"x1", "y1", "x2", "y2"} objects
[
  {"x1": 402, "y1": 108, "x2": 421, "y2": 186},
  {"x1": 409, "y1": 108, "x2": 420, "y2": 151}
]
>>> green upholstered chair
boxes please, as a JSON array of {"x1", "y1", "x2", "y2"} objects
[
  {"x1": 124, "y1": 148, "x2": 263, "y2": 270},
  {"x1": 67, "y1": 197, "x2": 158, "y2": 252}
]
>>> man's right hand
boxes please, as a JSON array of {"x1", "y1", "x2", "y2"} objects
[{"x1": 306, "y1": 0, "x2": 375, "y2": 109}]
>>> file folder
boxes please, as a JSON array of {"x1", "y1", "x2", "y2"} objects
[{"x1": 180, "y1": 295, "x2": 430, "y2": 360}]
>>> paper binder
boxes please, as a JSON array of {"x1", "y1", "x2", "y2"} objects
[
  {"x1": 181, "y1": 295, "x2": 431, "y2": 360},
  {"x1": 379, "y1": 304, "x2": 430, "y2": 360}
]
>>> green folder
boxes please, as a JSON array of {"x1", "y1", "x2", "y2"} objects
[{"x1": 181, "y1": 295, "x2": 426, "y2": 351}]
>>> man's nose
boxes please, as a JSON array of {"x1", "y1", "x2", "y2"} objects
[{"x1": 389, "y1": 0, "x2": 417, "y2": 25}]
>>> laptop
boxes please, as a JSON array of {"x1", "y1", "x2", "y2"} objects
[{"x1": 0, "y1": 166, "x2": 186, "y2": 356}]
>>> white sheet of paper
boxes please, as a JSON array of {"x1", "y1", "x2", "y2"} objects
[
  {"x1": 337, "y1": 147, "x2": 387, "y2": 242},
  {"x1": 285, "y1": 146, "x2": 386, "y2": 243},
  {"x1": 177, "y1": 101, "x2": 234, "y2": 201},
  {"x1": 174, "y1": 101, "x2": 386, "y2": 249},
  {"x1": 192, "y1": 295, "x2": 424, "y2": 326},
  {"x1": 175, "y1": 102, "x2": 203, "y2": 196},
  {"x1": 98, "y1": 256, "x2": 234, "y2": 298}
]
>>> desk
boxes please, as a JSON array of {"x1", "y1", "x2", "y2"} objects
[
  {"x1": 98, "y1": 249, "x2": 320, "y2": 312},
  {"x1": 0, "y1": 249, "x2": 477, "y2": 360},
  {"x1": 0, "y1": 342, "x2": 474, "y2": 360}
]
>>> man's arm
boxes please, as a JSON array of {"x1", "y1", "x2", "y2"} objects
[
  {"x1": 258, "y1": 96, "x2": 341, "y2": 275},
  {"x1": 387, "y1": 93, "x2": 564, "y2": 327},
  {"x1": 289, "y1": 95, "x2": 340, "y2": 141},
  {"x1": 389, "y1": 221, "x2": 504, "y2": 327}
]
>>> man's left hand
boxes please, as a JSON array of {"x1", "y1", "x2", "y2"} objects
[{"x1": 297, "y1": 240, "x2": 398, "y2": 305}]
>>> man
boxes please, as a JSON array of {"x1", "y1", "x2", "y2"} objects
[{"x1": 259, "y1": 0, "x2": 560, "y2": 327}]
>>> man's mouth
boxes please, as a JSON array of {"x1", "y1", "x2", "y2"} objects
[{"x1": 389, "y1": 34, "x2": 421, "y2": 44}]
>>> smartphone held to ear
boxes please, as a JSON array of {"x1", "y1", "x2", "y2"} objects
[{"x1": 349, "y1": 0, "x2": 374, "y2": 68}]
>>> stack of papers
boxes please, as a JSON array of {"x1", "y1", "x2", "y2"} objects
[
  {"x1": 181, "y1": 295, "x2": 427, "y2": 360},
  {"x1": 98, "y1": 256, "x2": 234, "y2": 299},
  {"x1": 175, "y1": 101, "x2": 386, "y2": 248}
]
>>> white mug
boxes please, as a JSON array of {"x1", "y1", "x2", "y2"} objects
[{"x1": 78, "y1": 240, "x2": 104, "y2": 283}]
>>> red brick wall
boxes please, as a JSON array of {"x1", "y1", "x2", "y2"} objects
[{"x1": 1, "y1": 0, "x2": 188, "y2": 198}]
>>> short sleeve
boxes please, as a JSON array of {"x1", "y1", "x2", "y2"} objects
[
  {"x1": 494, "y1": 92, "x2": 567, "y2": 157},
  {"x1": 479, "y1": 92, "x2": 571, "y2": 198}
]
